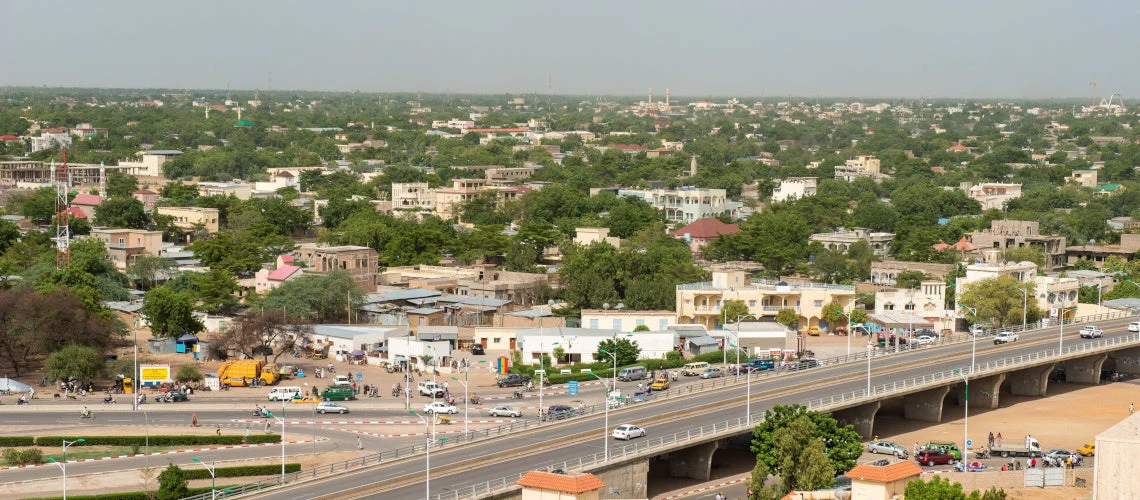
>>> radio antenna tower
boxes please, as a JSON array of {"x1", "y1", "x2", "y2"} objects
[{"x1": 53, "y1": 150, "x2": 72, "y2": 269}]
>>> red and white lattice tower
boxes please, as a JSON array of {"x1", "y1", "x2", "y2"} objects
[{"x1": 53, "y1": 150, "x2": 71, "y2": 269}]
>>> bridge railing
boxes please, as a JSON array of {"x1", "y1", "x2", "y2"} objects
[
  {"x1": 203, "y1": 312, "x2": 1132, "y2": 500},
  {"x1": 431, "y1": 327, "x2": 1140, "y2": 500}
]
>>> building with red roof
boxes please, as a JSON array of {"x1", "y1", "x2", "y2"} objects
[
  {"x1": 671, "y1": 217, "x2": 741, "y2": 253},
  {"x1": 70, "y1": 194, "x2": 102, "y2": 220},
  {"x1": 516, "y1": 471, "x2": 605, "y2": 499},
  {"x1": 254, "y1": 254, "x2": 303, "y2": 293}
]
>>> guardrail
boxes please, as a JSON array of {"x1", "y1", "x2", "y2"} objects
[
  {"x1": 192, "y1": 311, "x2": 1132, "y2": 500},
  {"x1": 425, "y1": 324, "x2": 1140, "y2": 500}
]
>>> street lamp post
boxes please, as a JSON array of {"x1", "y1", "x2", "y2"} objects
[
  {"x1": 276, "y1": 398, "x2": 286, "y2": 483},
  {"x1": 866, "y1": 342, "x2": 872, "y2": 395},
  {"x1": 586, "y1": 372, "x2": 611, "y2": 460},
  {"x1": 192, "y1": 457, "x2": 217, "y2": 500},
  {"x1": 451, "y1": 375, "x2": 469, "y2": 435},
  {"x1": 132, "y1": 317, "x2": 139, "y2": 411},
  {"x1": 410, "y1": 410, "x2": 435, "y2": 500},
  {"x1": 49, "y1": 438, "x2": 84, "y2": 500},
  {"x1": 141, "y1": 409, "x2": 149, "y2": 467},
  {"x1": 954, "y1": 369, "x2": 970, "y2": 472},
  {"x1": 1012, "y1": 286, "x2": 1028, "y2": 331}
]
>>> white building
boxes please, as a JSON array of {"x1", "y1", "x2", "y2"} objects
[
  {"x1": 954, "y1": 260, "x2": 1079, "y2": 322},
  {"x1": 309, "y1": 325, "x2": 408, "y2": 360},
  {"x1": 616, "y1": 187, "x2": 742, "y2": 222},
  {"x1": 573, "y1": 227, "x2": 621, "y2": 247},
  {"x1": 116, "y1": 150, "x2": 183, "y2": 177},
  {"x1": 579, "y1": 309, "x2": 674, "y2": 332},
  {"x1": 874, "y1": 281, "x2": 952, "y2": 333},
  {"x1": 517, "y1": 328, "x2": 676, "y2": 364},
  {"x1": 391, "y1": 182, "x2": 436, "y2": 211},
  {"x1": 771, "y1": 177, "x2": 818, "y2": 203},
  {"x1": 835, "y1": 156, "x2": 882, "y2": 182},
  {"x1": 810, "y1": 228, "x2": 895, "y2": 258},
  {"x1": 30, "y1": 129, "x2": 72, "y2": 152},
  {"x1": 386, "y1": 336, "x2": 452, "y2": 370}
]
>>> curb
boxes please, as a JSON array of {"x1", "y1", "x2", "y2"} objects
[
  {"x1": 336, "y1": 428, "x2": 469, "y2": 438},
  {"x1": 654, "y1": 474, "x2": 749, "y2": 500},
  {"x1": 0, "y1": 439, "x2": 318, "y2": 471},
  {"x1": 228, "y1": 418, "x2": 515, "y2": 425}
]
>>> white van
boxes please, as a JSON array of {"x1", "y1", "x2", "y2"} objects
[
  {"x1": 617, "y1": 366, "x2": 647, "y2": 382},
  {"x1": 682, "y1": 362, "x2": 710, "y2": 376},
  {"x1": 267, "y1": 386, "x2": 302, "y2": 401}
]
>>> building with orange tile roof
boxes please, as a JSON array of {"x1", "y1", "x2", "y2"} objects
[
  {"x1": 844, "y1": 460, "x2": 923, "y2": 499},
  {"x1": 516, "y1": 470, "x2": 605, "y2": 500}
]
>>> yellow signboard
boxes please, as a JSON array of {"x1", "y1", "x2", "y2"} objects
[{"x1": 140, "y1": 364, "x2": 171, "y2": 383}]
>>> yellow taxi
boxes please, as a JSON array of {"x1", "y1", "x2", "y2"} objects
[
  {"x1": 292, "y1": 396, "x2": 320, "y2": 404},
  {"x1": 1077, "y1": 443, "x2": 1095, "y2": 456},
  {"x1": 649, "y1": 378, "x2": 670, "y2": 391},
  {"x1": 807, "y1": 326, "x2": 821, "y2": 336}
]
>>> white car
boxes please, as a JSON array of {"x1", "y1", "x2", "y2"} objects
[
  {"x1": 1080, "y1": 326, "x2": 1103, "y2": 339},
  {"x1": 612, "y1": 424, "x2": 646, "y2": 440},
  {"x1": 488, "y1": 405, "x2": 521, "y2": 418},
  {"x1": 1129, "y1": 322, "x2": 1139, "y2": 332},
  {"x1": 914, "y1": 335, "x2": 937, "y2": 346},
  {"x1": 316, "y1": 401, "x2": 349, "y2": 414},
  {"x1": 423, "y1": 402, "x2": 458, "y2": 414},
  {"x1": 970, "y1": 325, "x2": 985, "y2": 336},
  {"x1": 993, "y1": 331, "x2": 1019, "y2": 345}
]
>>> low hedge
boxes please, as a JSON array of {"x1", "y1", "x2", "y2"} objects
[
  {"x1": 34, "y1": 435, "x2": 281, "y2": 447},
  {"x1": 28, "y1": 485, "x2": 234, "y2": 500},
  {"x1": 0, "y1": 437, "x2": 35, "y2": 447},
  {"x1": 183, "y1": 463, "x2": 300, "y2": 480}
]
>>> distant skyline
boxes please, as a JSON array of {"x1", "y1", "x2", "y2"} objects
[{"x1": 2, "y1": 1, "x2": 1137, "y2": 99}]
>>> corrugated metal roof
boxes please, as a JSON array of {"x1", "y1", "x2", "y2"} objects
[
  {"x1": 406, "y1": 307, "x2": 444, "y2": 315},
  {"x1": 688, "y1": 336, "x2": 720, "y2": 346},
  {"x1": 372, "y1": 288, "x2": 441, "y2": 303}
]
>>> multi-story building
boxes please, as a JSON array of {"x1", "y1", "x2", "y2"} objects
[
  {"x1": 671, "y1": 218, "x2": 741, "y2": 253},
  {"x1": 90, "y1": 228, "x2": 163, "y2": 270},
  {"x1": 115, "y1": 150, "x2": 183, "y2": 178},
  {"x1": 967, "y1": 220, "x2": 1066, "y2": 271},
  {"x1": 1067, "y1": 170, "x2": 1098, "y2": 188},
  {"x1": 874, "y1": 281, "x2": 952, "y2": 333},
  {"x1": 485, "y1": 167, "x2": 537, "y2": 184},
  {"x1": 616, "y1": 187, "x2": 741, "y2": 223},
  {"x1": 391, "y1": 182, "x2": 435, "y2": 212},
  {"x1": 771, "y1": 177, "x2": 818, "y2": 203},
  {"x1": 133, "y1": 189, "x2": 159, "y2": 211},
  {"x1": 433, "y1": 178, "x2": 522, "y2": 220},
  {"x1": 869, "y1": 260, "x2": 954, "y2": 286},
  {"x1": 30, "y1": 128, "x2": 71, "y2": 152},
  {"x1": 574, "y1": 227, "x2": 621, "y2": 247},
  {"x1": 676, "y1": 270, "x2": 858, "y2": 333},
  {"x1": 156, "y1": 207, "x2": 221, "y2": 236},
  {"x1": 809, "y1": 228, "x2": 894, "y2": 258},
  {"x1": 458, "y1": 268, "x2": 551, "y2": 307},
  {"x1": 834, "y1": 156, "x2": 883, "y2": 182},
  {"x1": 294, "y1": 243, "x2": 379, "y2": 291},
  {"x1": 69, "y1": 123, "x2": 108, "y2": 139},
  {"x1": 964, "y1": 182, "x2": 1022, "y2": 210},
  {"x1": 1066, "y1": 234, "x2": 1140, "y2": 268},
  {"x1": 954, "y1": 259, "x2": 1079, "y2": 321},
  {"x1": 197, "y1": 181, "x2": 252, "y2": 200}
]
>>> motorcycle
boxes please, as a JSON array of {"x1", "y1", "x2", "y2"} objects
[
  {"x1": 16, "y1": 397, "x2": 29, "y2": 406},
  {"x1": 80, "y1": 410, "x2": 93, "y2": 419},
  {"x1": 469, "y1": 395, "x2": 482, "y2": 405},
  {"x1": 512, "y1": 390, "x2": 523, "y2": 399}
]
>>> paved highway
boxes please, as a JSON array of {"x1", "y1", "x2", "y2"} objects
[{"x1": 260, "y1": 317, "x2": 1136, "y2": 500}]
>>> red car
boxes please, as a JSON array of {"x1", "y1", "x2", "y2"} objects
[{"x1": 915, "y1": 449, "x2": 955, "y2": 467}]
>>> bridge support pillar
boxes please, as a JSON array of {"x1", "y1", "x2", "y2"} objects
[
  {"x1": 832, "y1": 401, "x2": 880, "y2": 439},
  {"x1": 903, "y1": 386, "x2": 950, "y2": 423},
  {"x1": 1063, "y1": 354, "x2": 1108, "y2": 385},
  {"x1": 1008, "y1": 363, "x2": 1053, "y2": 396},
  {"x1": 1110, "y1": 347, "x2": 1140, "y2": 375},
  {"x1": 667, "y1": 441, "x2": 719, "y2": 481},
  {"x1": 955, "y1": 373, "x2": 1005, "y2": 410},
  {"x1": 590, "y1": 457, "x2": 649, "y2": 499}
]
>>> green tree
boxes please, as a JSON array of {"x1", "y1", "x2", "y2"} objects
[
  {"x1": 128, "y1": 255, "x2": 175, "y2": 291},
  {"x1": 16, "y1": 187, "x2": 57, "y2": 224},
  {"x1": 747, "y1": 459, "x2": 780, "y2": 500},
  {"x1": 105, "y1": 171, "x2": 139, "y2": 198},
  {"x1": 142, "y1": 285, "x2": 204, "y2": 338},
  {"x1": 93, "y1": 196, "x2": 150, "y2": 229},
  {"x1": 319, "y1": 197, "x2": 373, "y2": 229},
  {"x1": 820, "y1": 301, "x2": 849, "y2": 329},
  {"x1": 771, "y1": 416, "x2": 835, "y2": 492},
  {"x1": 632, "y1": 324, "x2": 650, "y2": 332},
  {"x1": 903, "y1": 476, "x2": 967, "y2": 500},
  {"x1": 45, "y1": 345, "x2": 105, "y2": 383},
  {"x1": 256, "y1": 271, "x2": 362, "y2": 322},
  {"x1": 894, "y1": 270, "x2": 933, "y2": 289},
  {"x1": 156, "y1": 463, "x2": 190, "y2": 500},
  {"x1": 776, "y1": 308, "x2": 799, "y2": 330},
  {"x1": 0, "y1": 219, "x2": 20, "y2": 255},
  {"x1": 723, "y1": 300, "x2": 751, "y2": 323},
  {"x1": 595, "y1": 338, "x2": 640, "y2": 367},
  {"x1": 1003, "y1": 245, "x2": 1046, "y2": 269},
  {"x1": 175, "y1": 365, "x2": 203, "y2": 383},
  {"x1": 191, "y1": 268, "x2": 240, "y2": 313},
  {"x1": 958, "y1": 276, "x2": 1042, "y2": 327},
  {"x1": 158, "y1": 182, "x2": 200, "y2": 206},
  {"x1": 751, "y1": 404, "x2": 863, "y2": 475}
]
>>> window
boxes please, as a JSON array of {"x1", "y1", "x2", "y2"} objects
[
  {"x1": 748, "y1": 300, "x2": 756, "y2": 307},
  {"x1": 589, "y1": 319, "x2": 599, "y2": 329},
  {"x1": 659, "y1": 319, "x2": 668, "y2": 330},
  {"x1": 636, "y1": 319, "x2": 645, "y2": 327},
  {"x1": 613, "y1": 319, "x2": 623, "y2": 330},
  {"x1": 885, "y1": 303, "x2": 895, "y2": 311},
  {"x1": 814, "y1": 300, "x2": 823, "y2": 307},
  {"x1": 492, "y1": 338, "x2": 501, "y2": 344}
]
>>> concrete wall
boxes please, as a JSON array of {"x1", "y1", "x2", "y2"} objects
[
  {"x1": 1006, "y1": 364, "x2": 1053, "y2": 396},
  {"x1": 903, "y1": 386, "x2": 951, "y2": 422},
  {"x1": 588, "y1": 458, "x2": 650, "y2": 499},
  {"x1": 1062, "y1": 354, "x2": 1107, "y2": 384},
  {"x1": 832, "y1": 401, "x2": 880, "y2": 439}
]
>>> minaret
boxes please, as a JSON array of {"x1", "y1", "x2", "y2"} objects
[
  {"x1": 648, "y1": 88, "x2": 653, "y2": 105},
  {"x1": 99, "y1": 162, "x2": 106, "y2": 198},
  {"x1": 205, "y1": 105, "x2": 209, "y2": 119},
  {"x1": 690, "y1": 155, "x2": 698, "y2": 177},
  {"x1": 665, "y1": 88, "x2": 670, "y2": 108}
]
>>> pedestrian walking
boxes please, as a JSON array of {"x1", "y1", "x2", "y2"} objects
[
  {"x1": 265, "y1": 421, "x2": 272, "y2": 434},
  {"x1": 191, "y1": 413, "x2": 199, "y2": 427},
  {"x1": 1130, "y1": 402, "x2": 1135, "y2": 414},
  {"x1": 996, "y1": 432, "x2": 1002, "y2": 446},
  {"x1": 988, "y1": 431, "x2": 994, "y2": 448},
  {"x1": 215, "y1": 426, "x2": 221, "y2": 436},
  {"x1": 244, "y1": 425, "x2": 251, "y2": 440},
  {"x1": 357, "y1": 435, "x2": 363, "y2": 450}
]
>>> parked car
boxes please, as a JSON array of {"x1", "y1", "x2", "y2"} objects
[
  {"x1": 471, "y1": 344, "x2": 485, "y2": 355},
  {"x1": 1043, "y1": 449, "x2": 1078, "y2": 461},
  {"x1": 993, "y1": 331, "x2": 1019, "y2": 345},
  {"x1": 497, "y1": 374, "x2": 529, "y2": 388},
  {"x1": 612, "y1": 424, "x2": 646, "y2": 440},
  {"x1": 699, "y1": 367, "x2": 723, "y2": 379},
  {"x1": 649, "y1": 378, "x2": 670, "y2": 390},
  {"x1": 1080, "y1": 326, "x2": 1103, "y2": 339},
  {"x1": 316, "y1": 401, "x2": 349, "y2": 414},
  {"x1": 915, "y1": 449, "x2": 955, "y2": 466},
  {"x1": 970, "y1": 325, "x2": 985, "y2": 336},
  {"x1": 489, "y1": 405, "x2": 521, "y2": 418},
  {"x1": 417, "y1": 381, "x2": 445, "y2": 397},
  {"x1": 544, "y1": 405, "x2": 578, "y2": 421},
  {"x1": 423, "y1": 402, "x2": 458, "y2": 414},
  {"x1": 1129, "y1": 321, "x2": 1140, "y2": 333},
  {"x1": 925, "y1": 442, "x2": 962, "y2": 460},
  {"x1": 807, "y1": 326, "x2": 821, "y2": 336},
  {"x1": 867, "y1": 440, "x2": 909, "y2": 458},
  {"x1": 914, "y1": 335, "x2": 937, "y2": 346},
  {"x1": 1077, "y1": 443, "x2": 1095, "y2": 456}
]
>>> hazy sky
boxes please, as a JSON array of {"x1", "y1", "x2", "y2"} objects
[{"x1": 2, "y1": 1, "x2": 1136, "y2": 98}]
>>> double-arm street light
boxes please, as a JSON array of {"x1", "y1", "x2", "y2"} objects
[
  {"x1": 410, "y1": 409, "x2": 437, "y2": 500},
  {"x1": 586, "y1": 372, "x2": 612, "y2": 460},
  {"x1": 954, "y1": 369, "x2": 971, "y2": 472},
  {"x1": 1011, "y1": 285, "x2": 1028, "y2": 331},
  {"x1": 192, "y1": 457, "x2": 217, "y2": 500},
  {"x1": 48, "y1": 438, "x2": 85, "y2": 500}
]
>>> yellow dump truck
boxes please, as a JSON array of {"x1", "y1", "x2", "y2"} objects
[{"x1": 218, "y1": 359, "x2": 279, "y2": 387}]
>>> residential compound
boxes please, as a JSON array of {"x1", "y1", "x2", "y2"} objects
[
  {"x1": 834, "y1": 156, "x2": 886, "y2": 182},
  {"x1": 155, "y1": 207, "x2": 220, "y2": 237},
  {"x1": 810, "y1": 228, "x2": 895, "y2": 258},
  {"x1": 771, "y1": 177, "x2": 818, "y2": 203},
  {"x1": 874, "y1": 281, "x2": 952, "y2": 333},
  {"x1": 954, "y1": 255, "x2": 1080, "y2": 321},
  {"x1": 90, "y1": 228, "x2": 162, "y2": 270},
  {"x1": 615, "y1": 186, "x2": 742, "y2": 222},
  {"x1": 676, "y1": 270, "x2": 858, "y2": 332},
  {"x1": 964, "y1": 182, "x2": 1022, "y2": 210},
  {"x1": 391, "y1": 179, "x2": 524, "y2": 220},
  {"x1": 967, "y1": 220, "x2": 1066, "y2": 271},
  {"x1": 294, "y1": 243, "x2": 379, "y2": 291}
]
